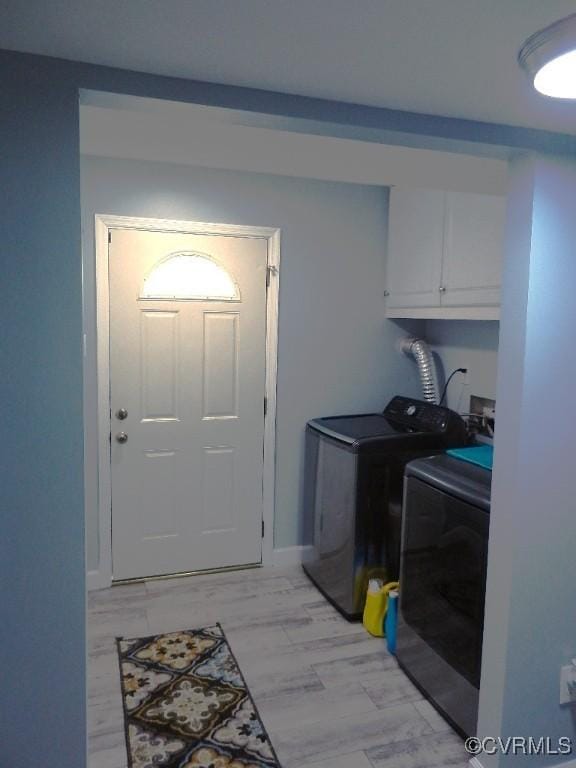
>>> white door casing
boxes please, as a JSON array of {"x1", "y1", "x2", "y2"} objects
[{"x1": 92, "y1": 216, "x2": 279, "y2": 585}]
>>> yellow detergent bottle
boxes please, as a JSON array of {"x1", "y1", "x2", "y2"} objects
[{"x1": 363, "y1": 579, "x2": 400, "y2": 637}]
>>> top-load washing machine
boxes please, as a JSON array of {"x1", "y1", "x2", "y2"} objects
[{"x1": 302, "y1": 396, "x2": 466, "y2": 619}]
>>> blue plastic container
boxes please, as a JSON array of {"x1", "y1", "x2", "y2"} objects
[{"x1": 385, "y1": 589, "x2": 399, "y2": 655}]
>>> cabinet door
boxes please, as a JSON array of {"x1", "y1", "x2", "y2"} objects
[
  {"x1": 386, "y1": 188, "x2": 445, "y2": 308},
  {"x1": 441, "y1": 192, "x2": 505, "y2": 307}
]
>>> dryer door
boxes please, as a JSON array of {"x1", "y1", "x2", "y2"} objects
[{"x1": 397, "y1": 476, "x2": 489, "y2": 736}]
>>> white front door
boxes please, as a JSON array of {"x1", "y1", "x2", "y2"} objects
[{"x1": 109, "y1": 228, "x2": 268, "y2": 580}]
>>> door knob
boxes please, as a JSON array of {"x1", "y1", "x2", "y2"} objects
[
  {"x1": 116, "y1": 408, "x2": 128, "y2": 420},
  {"x1": 116, "y1": 432, "x2": 128, "y2": 444}
]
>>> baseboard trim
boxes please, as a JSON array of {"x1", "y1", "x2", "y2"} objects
[
  {"x1": 271, "y1": 545, "x2": 314, "y2": 566},
  {"x1": 87, "y1": 569, "x2": 111, "y2": 592}
]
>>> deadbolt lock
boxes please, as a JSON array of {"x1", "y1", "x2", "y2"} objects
[{"x1": 116, "y1": 408, "x2": 128, "y2": 420}]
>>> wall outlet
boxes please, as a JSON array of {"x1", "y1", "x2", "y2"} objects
[{"x1": 560, "y1": 663, "x2": 576, "y2": 705}]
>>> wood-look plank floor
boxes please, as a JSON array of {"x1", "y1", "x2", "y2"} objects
[{"x1": 87, "y1": 565, "x2": 470, "y2": 768}]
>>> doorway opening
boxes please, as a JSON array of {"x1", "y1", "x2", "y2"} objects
[{"x1": 88, "y1": 214, "x2": 279, "y2": 586}]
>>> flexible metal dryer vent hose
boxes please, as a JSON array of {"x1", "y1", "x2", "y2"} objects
[{"x1": 398, "y1": 337, "x2": 440, "y2": 405}]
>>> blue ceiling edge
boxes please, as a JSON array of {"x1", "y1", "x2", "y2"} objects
[{"x1": 1, "y1": 46, "x2": 575, "y2": 157}]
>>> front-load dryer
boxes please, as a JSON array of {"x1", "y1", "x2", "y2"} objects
[{"x1": 397, "y1": 454, "x2": 492, "y2": 737}]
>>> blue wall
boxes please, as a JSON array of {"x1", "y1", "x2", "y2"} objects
[
  {"x1": 0, "y1": 56, "x2": 85, "y2": 764},
  {"x1": 1, "y1": 45, "x2": 576, "y2": 765}
]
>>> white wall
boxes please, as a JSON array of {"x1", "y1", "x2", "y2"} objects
[
  {"x1": 81, "y1": 156, "x2": 423, "y2": 573},
  {"x1": 425, "y1": 320, "x2": 499, "y2": 413}
]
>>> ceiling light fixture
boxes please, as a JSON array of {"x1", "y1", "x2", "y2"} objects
[{"x1": 518, "y1": 13, "x2": 576, "y2": 99}]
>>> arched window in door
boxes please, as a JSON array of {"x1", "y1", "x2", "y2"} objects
[{"x1": 141, "y1": 251, "x2": 240, "y2": 301}]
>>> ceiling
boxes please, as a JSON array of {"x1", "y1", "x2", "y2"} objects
[{"x1": 2, "y1": 0, "x2": 576, "y2": 135}]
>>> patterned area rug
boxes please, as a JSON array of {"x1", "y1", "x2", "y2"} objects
[{"x1": 117, "y1": 624, "x2": 281, "y2": 768}]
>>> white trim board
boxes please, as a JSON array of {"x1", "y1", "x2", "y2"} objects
[
  {"x1": 272, "y1": 546, "x2": 314, "y2": 567},
  {"x1": 88, "y1": 214, "x2": 280, "y2": 590},
  {"x1": 86, "y1": 569, "x2": 110, "y2": 592}
]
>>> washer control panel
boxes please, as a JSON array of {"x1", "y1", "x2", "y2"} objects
[{"x1": 384, "y1": 396, "x2": 464, "y2": 437}]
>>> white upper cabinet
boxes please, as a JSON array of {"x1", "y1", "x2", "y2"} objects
[
  {"x1": 386, "y1": 188, "x2": 445, "y2": 309},
  {"x1": 386, "y1": 187, "x2": 506, "y2": 320},
  {"x1": 442, "y1": 192, "x2": 505, "y2": 307}
]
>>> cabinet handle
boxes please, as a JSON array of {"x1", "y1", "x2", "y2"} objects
[
  {"x1": 439, "y1": 286, "x2": 446, "y2": 292},
  {"x1": 383, "y1": 290, "x2": 390, "y2": 297}
]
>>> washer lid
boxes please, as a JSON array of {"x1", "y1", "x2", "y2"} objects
[
  {"x1": 406, "y1": 454, "x2": 492, "y2": 511},
  {"x1": 308, "y1": 413, "x2": 407, "y2": 443},
  {"x1": 306, "y1": 413, "x2": 440, "y2": 454}
]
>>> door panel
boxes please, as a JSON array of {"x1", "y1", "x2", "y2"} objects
[
  {"x1": 202, "y1": 312, "x2": 239, "y2": 419},
  {"x1": 202, "y1": 446, "x2": 236, "y2": 533},
  {"x1": 109, "y1": 228, "x2": 267, "y2": 580},
  {"x1": 139, "y1": 450, "x2": 179, "y2": 538},
  {"x1": 140, "y1": 310, "x2": 180, "y2": 420}
]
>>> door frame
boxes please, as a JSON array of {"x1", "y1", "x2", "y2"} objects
[{"x1": 93, "y1": 213, "x2": 280, "y2": 586}]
